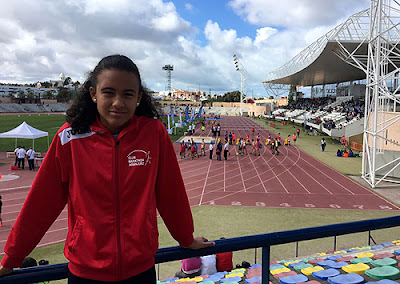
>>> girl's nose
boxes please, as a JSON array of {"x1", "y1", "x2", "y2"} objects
[{"x1": 112, "y1": 95, "x2": 124, "y2": 108}]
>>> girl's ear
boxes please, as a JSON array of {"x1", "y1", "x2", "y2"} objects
[
  {"x1": 89, "y1": 86, "x2": 97, "y2": 103},
  {"x1": 137, "y1": 86, "x2": 144, "y2": 105},
  {"x1": 138, "y1": 92, "x2": 143, "y2": 105}
]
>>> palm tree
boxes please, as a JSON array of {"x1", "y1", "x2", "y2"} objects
[{"x1": 72, "y1": 81, "x2": 81, "y2": 90}]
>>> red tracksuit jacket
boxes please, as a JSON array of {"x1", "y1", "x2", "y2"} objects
[{"x1": 1, "y1": 115, "x2": 195, "y2": 281}]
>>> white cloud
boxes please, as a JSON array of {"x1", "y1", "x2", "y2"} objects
[
  {"x1": 254, "y1": 27, "x2": 278, "y2": 48},
  {"x1": 228, "y1": 0, "x2": 370, "y2": 28},
  {"x1": 0, "y1": 0, "x2": 373, "y2": 98}
]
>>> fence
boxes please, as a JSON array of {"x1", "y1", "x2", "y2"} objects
[{"x1": 2, "y1": 215, "x2": 400, "y2": 283}]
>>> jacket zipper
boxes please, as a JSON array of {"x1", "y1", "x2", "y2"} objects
[{"x1": 115, "y1": 140, "x2": 122, "y2": 280}]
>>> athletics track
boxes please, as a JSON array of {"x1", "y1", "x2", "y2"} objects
[{"x1": 0, "y1": 116, "x2": 398, "y2": 254}]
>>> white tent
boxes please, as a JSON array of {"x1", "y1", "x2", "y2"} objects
[{"x1": 0, "y1": 121, "x2": 49, "y2": 149}]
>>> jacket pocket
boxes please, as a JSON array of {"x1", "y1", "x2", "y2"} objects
[
  {"x1": 66, "y1": 216, "x2": 83, "y2": 255},
  {"x1": 146, "y1": 212, "x2": 159, "y2": 251}
]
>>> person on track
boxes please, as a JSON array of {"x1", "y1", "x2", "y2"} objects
[
  {"x1": 201, "y1": 139, "x2": 206, "y2": 156},
  {"x1": 180, "y1": 142, "x2": 186, "y2": 159},
  {"x1": 274, "y1": 138, "x2": 280, "y2": 155},
  {"x1": 223, "y1": 140, "x2": 229, "y2": 160},
  {"x1": 209, "y1": 142, "x2": 214, "y2": 160}
]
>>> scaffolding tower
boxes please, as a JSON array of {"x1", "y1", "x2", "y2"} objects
[
  {"x1": 361, "y1": 0, "x2": 400, "y2": 187},
  {"x1": 162, "y1": 64, "x2": 173, "y2": 95}
]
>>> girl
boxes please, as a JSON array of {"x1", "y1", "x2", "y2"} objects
[
  {"x1": 242, "y1": 139, "x2": 247, "y2": 155},
  {"x1": 251, "y1": 139, "x2": 256, "y2": 155},
  {"x1": 271, "y1": 138, "x2": 276, "y2": 155},
  {"x1": 236, "y1": 137, "x2": 241, "y2": 156},
  {"x1": 216, "y1": 139, "x2": 223, "y2": 161},
  {"x1": 180, "y1": 141, "x2": 186, "y2": 159},
  {"x1": 0, "y1": 55, "x2": 213, "y2": 283},
  {"x1": 255, "y1": 140, "x2": 261, "y2": 156},
  {"x1": 201, "y1": 139, "x2": 206, "y2": 156}
]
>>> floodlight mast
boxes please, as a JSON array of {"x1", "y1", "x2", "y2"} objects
[
  {"x1": 162, "y1": 64, "x2": 174, "y2": 97},
  {"x1": 233, "y1": 55, "x2": 244, "y2": 116}
]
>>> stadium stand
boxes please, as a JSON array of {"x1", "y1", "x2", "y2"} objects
[
  {"x1": 269, "y1": 96, "x2": 365, "y2": 139},
  {"x1": 0, "y1": 103, "x2": 69, "y2": 113}
]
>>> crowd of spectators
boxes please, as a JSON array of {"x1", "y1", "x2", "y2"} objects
[
  {"x1": 285, "y1": 96, "x2": 335, "y2": 112},
  {"x1": 323, "y1": 98, "x2": 364, "y2": 130},
  {"x1": 282, "y1": 96, "x2": 364, "y2": 130},
  {"x1": 338, "y1": 99, "x2": 364, "y2": 122}
]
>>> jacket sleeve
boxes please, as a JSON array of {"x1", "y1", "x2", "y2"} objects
[
  {"x1": 155, "y1": 121, "x2": 194, "y2": 247},
  {"x1": 1, "y1": 132, "x2": 68, "y2": 268}
]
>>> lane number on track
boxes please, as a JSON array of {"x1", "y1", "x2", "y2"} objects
[
  {"x1": 379, "y1": 205, "x2": 393, "y2": 210},
  {"x1": 305, "y1": 204, "x2": 316, "y2": 208},
  {"x1": 329, "y1": 204, "x2": 341, "y2": 209}
]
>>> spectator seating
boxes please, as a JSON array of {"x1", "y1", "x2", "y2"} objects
[
  {"x1": 157, "y1": 240, "x2": 400, "y2": 284},
  {"x1": 0, "y1": 103, "x2": 69, "y2": 113}
]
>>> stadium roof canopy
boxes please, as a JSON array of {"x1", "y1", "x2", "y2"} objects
[{"x1": 264, "y1": 9, "x2": 373, "y2": 87}]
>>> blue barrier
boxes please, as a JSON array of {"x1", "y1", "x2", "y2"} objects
[{"x1": 1, "y1": 215, "x2": 400, "y2": 283}]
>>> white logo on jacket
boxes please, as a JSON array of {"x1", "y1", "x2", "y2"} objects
[
  {"x1": 59, "y1": 128, "x2": 95, "y2": 145},
  {"x1": 127, "y1": 150, "x2": 151, "y2": 167}
]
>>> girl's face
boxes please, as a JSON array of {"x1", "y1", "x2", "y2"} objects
[{"x1": 89, "y1": 69, "x2": 142, "y2": 135}]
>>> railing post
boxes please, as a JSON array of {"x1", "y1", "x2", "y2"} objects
[
  {"x1": 296, "y1": 241, "x2": 299, "y2": 257},
  {"x1": 262, "y1": 246, "x2": 270, "y2": 284},
  {"x1": 368, "y1": 230, "x2": 371, "y2": 246},
  {"x1": 368, "y1": 230, "x2": 377, "y2": 245},
  {"x1": 255, "y1": 248, "x2": 257, "y2": 264},
  {"x1": 334, "y1": 235, "x2": 337, "y2": 251}
]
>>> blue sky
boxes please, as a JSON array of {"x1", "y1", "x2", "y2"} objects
[
  {"x1": 174, "y1": 1, "x2": 262, "y2": 46},
  {"x1": 0, "y1": 0, "x2": 370, "y2": 97}
]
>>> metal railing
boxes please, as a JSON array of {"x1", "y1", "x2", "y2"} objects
[{"x1": 1, "y1": 215, "x2": 400, "y2": 283}]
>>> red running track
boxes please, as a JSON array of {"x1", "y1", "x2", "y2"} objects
[
  {"x1": 180, "y1": 117, "x2": 399, "y2": 211},
  {"x1": 0, "y1": 116, "x2": 398, "y2": 255}
]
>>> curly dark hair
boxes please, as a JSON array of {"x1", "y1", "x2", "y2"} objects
[{"x1": 66, "y1": 55, "x2": 159, "y2": 134}]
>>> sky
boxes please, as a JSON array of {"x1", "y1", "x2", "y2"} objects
[{"x1": 0, "y1": 0, "x2": 370, "y2": 97}]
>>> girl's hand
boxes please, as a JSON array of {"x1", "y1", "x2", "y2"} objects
[
  {"x1": 185, "y1": 236, "x2": 215, "y2": 250},
  {"x1": 0, "y1": 264, "x2": 13, "y2": 276}
]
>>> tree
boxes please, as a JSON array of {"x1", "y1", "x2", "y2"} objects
[
  {"x1": 223, "y1": 91, "x2": 242, "y2": 102},
  {"x1": 289, "y1": 85, "x2": 296, "y2": 103},
  {"x1": 26, "y1": 90, "x2": 34, "y2": 99},
  {"x1": 42, "y1": 91, "x2": 55, "y2": 99},
  {"x1": 18, "y1": 90, "x2": 26, "y2": 99},
  {"x1": 40, "y1": 81, "x2": 51, "y2": 88},
  {"x1": 63, "y1": 77, "x2": 72, "y2": 86},
  {"x1": 269, "y1": 96, "x2": 274, "y2": 99},
  {"x1": 72, "y1": 81, "x2": 81, "y2": 90},
  {"x1": 57, "y1": 88, "x2": 73, "y2": 102}
]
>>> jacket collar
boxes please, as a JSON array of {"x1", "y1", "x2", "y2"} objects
[{"x1": 90, "y1": 115, "x2": 141, "y2": 138}]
